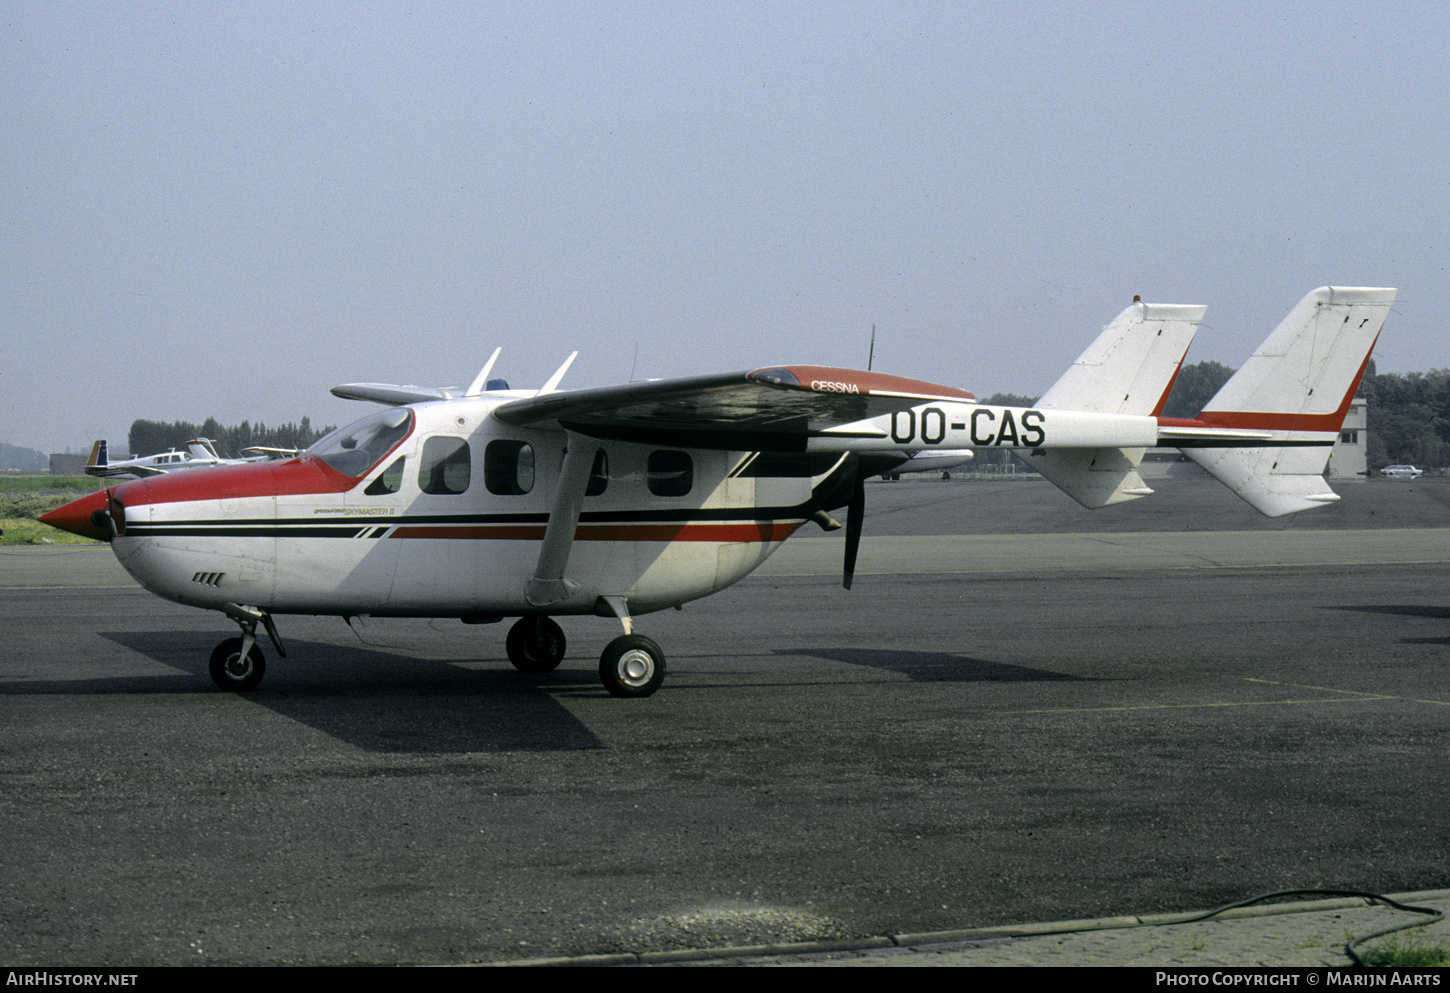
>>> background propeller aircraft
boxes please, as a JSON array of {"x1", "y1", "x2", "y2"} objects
[
  {"x1": 44, "y1": 286, "x2": 1395, "y2": 697},
  {"x1": 83, "y1": 437, "x2": 293, "y2": 478}
]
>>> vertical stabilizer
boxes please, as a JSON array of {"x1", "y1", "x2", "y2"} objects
[
  {"x1": 1184, "y1": 286, "x2": 1395, "y2": 516},
  {"x1": 1022, "y1": 300, "x2": 1205, "y2": 508}
]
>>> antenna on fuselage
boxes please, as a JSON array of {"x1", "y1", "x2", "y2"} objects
[
  {"x1": 465, "y1": 347, "x2": 504, "y2": 397},
  {"x1": 868, "y1": 324, "x2": 876, "y2": 371}
]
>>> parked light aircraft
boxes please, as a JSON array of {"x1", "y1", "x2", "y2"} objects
[
  {"x1": 882, "y1": 449, "x2": 975, "y2": 478},
  {"x1": 84, "y1": 438, "x2": 293, "y2": 478},
  {"x1": 43, "y1": 286, "x2": 1395, "y2": 697}
]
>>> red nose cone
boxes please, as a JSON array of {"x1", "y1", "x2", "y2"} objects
[{"x1": 39, "y1": 489, "x2": 115, "y2": 542}]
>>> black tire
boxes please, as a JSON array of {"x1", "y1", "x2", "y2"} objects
[
  {"x1": 598, "y1": 635, "x2": 665, "y2": 697},
  {"x1": 209, "y1": 637, "x2": 265, "y2": 692},
  {"x1": 506, "y1": 616, "x2": 566, "y2": 673}
]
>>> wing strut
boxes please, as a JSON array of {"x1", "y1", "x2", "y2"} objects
[{"x1": 525, "y1": 431, "x2": 595, "y2": 607}]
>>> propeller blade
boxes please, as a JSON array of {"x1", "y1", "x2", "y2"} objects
[{"x1": 843, "y1": 472, "x2": 865, "y2": 590}]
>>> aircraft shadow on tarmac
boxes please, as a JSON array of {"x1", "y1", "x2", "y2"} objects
[
  {"x1": 50, "y1": 631, "x2": 610, "y2": 754},
  {"x1": 1328, "y1": 604, "x2": 1450, "y2": 645},
  {"x1": 1330, "y1": 604, "x2": 1450, "y2": 619},
  {"x1": 779, "y1": 646, "x2": 1082, "y2": 682}
]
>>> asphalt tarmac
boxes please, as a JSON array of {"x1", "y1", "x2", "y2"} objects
[{"x1": 2, "y1": 475, "x2": 1446, "y2": 966}]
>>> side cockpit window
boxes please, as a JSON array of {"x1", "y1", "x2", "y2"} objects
[
  {"x1": 419, "y1": 437, "x2": 471, "y2": 495},
  {"x1": 308, "y1": 408, "x2": 414, "y2": 478}
]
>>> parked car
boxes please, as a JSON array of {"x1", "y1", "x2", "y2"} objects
[{"x1": 1381, "y1": 464, "x2": 1424, "y2": 478}]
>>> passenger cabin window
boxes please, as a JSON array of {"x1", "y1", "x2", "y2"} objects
[
  {"x1": 308, "y1": 408, "x2": 414, "y2": 478},
  {"x1": 484, "y1": 440, "x2": 534, "y2": 495},
  {"x1": 647, "y1": 450, "x2": 692, "y2": 497},
  {"x1": 418, "y1": 437, "x2": 471, "y2": 495},
  {"x1": 586, "y1": 449, "x2": 608, "y2": 497}
]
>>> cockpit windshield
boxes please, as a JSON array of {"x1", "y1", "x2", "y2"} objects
[{"x1": 306, "y1": 408, "x2": 414, "y2": 478}]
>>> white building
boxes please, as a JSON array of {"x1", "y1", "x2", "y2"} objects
[{"x1": 1326, "y1": 398, "x2": 1367, "y2": 477}]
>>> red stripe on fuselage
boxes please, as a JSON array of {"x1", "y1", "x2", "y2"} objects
[{"x1": 113, "y1": 457, "x2": 353, "y2": 506}]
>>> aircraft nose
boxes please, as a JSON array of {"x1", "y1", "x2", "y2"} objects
[{"x1": 39, "y1": 489, "x2": 115, "y2": 542}]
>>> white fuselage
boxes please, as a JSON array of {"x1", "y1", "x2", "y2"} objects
[{"x1": 103, "y1": 398, "x2": 840, "y2": 621}]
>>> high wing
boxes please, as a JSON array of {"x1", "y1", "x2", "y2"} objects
[{"x1": 492, "y1": 366, "x2": 975, "y2": 452}]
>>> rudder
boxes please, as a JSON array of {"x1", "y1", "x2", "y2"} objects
[
  {"x1": 1021, "y1": 299, "x2": 1204, "y2": 508},
  {"x1": 1184, "y1": 286, "x2": 1396, "y2": 516}
]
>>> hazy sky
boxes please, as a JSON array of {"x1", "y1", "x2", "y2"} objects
[{"x1": 5, "y1": 1, "x2": 1447, "y2": 455}]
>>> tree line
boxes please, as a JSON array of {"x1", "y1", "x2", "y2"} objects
[
  {"x1": 1356, "y1": 364, "x2": 1450, "y2": 468},
  {"x1": 127, "y1": 417, "x2": 335, "y2": 460}
]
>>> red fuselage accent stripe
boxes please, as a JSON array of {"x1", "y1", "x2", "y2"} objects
[{"x1": 112, "y1": 457, "x2": 351, "y2": 505}]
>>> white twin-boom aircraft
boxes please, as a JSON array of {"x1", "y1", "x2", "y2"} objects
[{"x1": 43, "y1": 286, "x2": 1395, "y2": 698}]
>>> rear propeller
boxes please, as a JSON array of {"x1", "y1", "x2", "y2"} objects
[{"x1": 843, "y1": 471, "x2": 865, "y2": 590}]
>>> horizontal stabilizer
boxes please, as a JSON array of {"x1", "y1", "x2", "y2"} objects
[{"x1": 1025, "y1": 447, "x2": 1154, "y2": 509}]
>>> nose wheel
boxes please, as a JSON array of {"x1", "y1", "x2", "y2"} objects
[
  {"x1": 209, "y1": 637, "x2": 265, "y2": 692},
  {"x1": 209, "y1": 603, "x2": 285, "y2": 692}
]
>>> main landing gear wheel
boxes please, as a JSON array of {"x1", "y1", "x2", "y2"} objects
[
  {"x1": 506, "y1": 616, "x2": 567, "y2": 673},
  {"x1": 209, "y1": 637, "x2": 265, "y2": 692},
  {"x1": 599, "y1": 635, "x2": 665, "y2": 698}
]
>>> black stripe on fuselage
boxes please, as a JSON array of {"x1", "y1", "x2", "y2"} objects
[
  {"x1": 118, "y1": 461, "x2": 859, "y2": 539},
  {"x1": 1159, "y1": 439, "x2": 1334, "y2": 449}
]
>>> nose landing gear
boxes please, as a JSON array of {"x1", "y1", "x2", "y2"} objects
[
  {"x1": 209, "y1": 637, "x2": 265, "y2": 692},
  {"x1": 209, "y1": 603, "x2": 286, "y2": 692}
]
